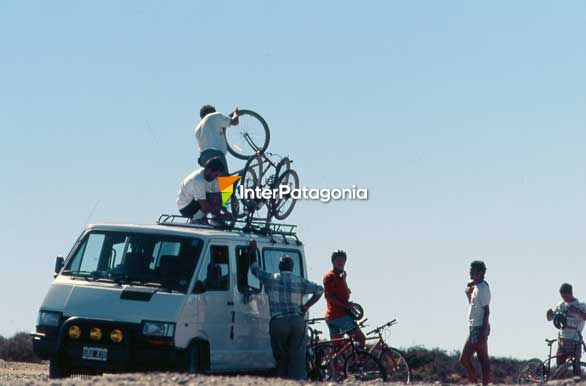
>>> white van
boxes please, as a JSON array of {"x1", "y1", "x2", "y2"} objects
[{"x1": 32, "y1": 216, "x2": 307, "y2": 378}]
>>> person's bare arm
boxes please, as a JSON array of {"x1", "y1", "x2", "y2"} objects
[
  {"x1": 481, "y1": 305, "x2": 490, "y2": 340},
  {"x1": 302, "y1": 286, "x2": 324, "y2": 314},
  {"x1": 198, "y1": 194, "x2": 234, "y2": 221},
  {"x1": 229, "y1": 107, "x2": 239, "y2": 126},
  {"x1": 465, "y1": 281, "x2": 474, "y2": 303},
  {"x1": 546, "y1": 308, "x2": 554, "y2": 321}
]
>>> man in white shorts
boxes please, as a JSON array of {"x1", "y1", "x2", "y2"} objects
[
  {"x1": 195, "y1": 104, "x2": 239, "y2": 173},
  {"x1": 460, "y1": 260, "x2": 491, "y2": 386},
  {"x1": 176, "y1": 157, "x2": 233, "y2": 224}
]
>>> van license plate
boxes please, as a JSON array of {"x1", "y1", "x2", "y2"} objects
[{"x1": 82, "y1": 347, "x2": 108, "y2": 362}]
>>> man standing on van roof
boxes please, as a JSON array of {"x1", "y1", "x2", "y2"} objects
[
  {"x1": 195, "y1": 104, "x2": 239, "y2": 174},
  {"x1": 460, "y1": 260, "x2": 491, "y2": 386},
  {"x1": 248, "y1": 241, "x2": 323, "y2": 380},
  {"x1": 176, "y1": 157, "x2": 234, "y2": 224}
]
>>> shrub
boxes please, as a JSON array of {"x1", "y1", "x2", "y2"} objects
[{"x1": 0, "y1": 332, "x2": 41, "y2": 363}]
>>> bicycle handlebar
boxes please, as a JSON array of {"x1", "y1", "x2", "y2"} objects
[
  {"x1": 366, "y1": 319, "x2": 398, "y2": 336},
  {"x1": 306, "y1": 318, "x2": 325, "y2": 325}
]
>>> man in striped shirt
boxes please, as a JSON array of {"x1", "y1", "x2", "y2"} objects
[{"x1": 249, "y1": 241, "x2": 323, "y2": 380}]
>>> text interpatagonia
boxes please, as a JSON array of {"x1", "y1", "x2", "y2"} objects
[{"x1": 237, "y1": 184, "x2": 368, "y2": 203}]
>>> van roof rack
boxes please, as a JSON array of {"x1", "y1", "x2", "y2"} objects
[{"x1": 156, "y1": 214, "x2": 302, "y2": 245}]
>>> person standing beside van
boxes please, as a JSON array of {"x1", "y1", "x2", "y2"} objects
[
  {"x1": 248, "y1": 241, "x2": 323, "y2": 380},
  {"x1": 460, "y1": 260, "x2": 491, "y2": 386},
  {"x1": 323, "y1": 250, "x2": 366, "y2": 348},
  {"x1": 546, "y1": 283, "x2": 586, "y2": 377},
  {"x1": 195, "y1": 104, "x2": 239, "y2": 173},
  {"x1": 176, "y1": 157, "x2": 233, "y2": 224}
]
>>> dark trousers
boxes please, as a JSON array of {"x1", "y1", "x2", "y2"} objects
[
  {"x1": 198, "y1": 149, "x2": 228, "y2": 174},
  {"x1": 269, "y1": 315, "x2": 307, "y2": 380}
]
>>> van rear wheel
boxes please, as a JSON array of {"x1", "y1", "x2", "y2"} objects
[{"x1": 48, "y1": 359, "x2": 70, "y2": 379}]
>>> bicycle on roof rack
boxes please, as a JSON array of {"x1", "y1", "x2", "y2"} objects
[
  {"x1": 517, "y1": 331, "x2": 586, "y2": 383},
  {"x1": 223, "y1": 110, "x2": 300, "y2": 230}
]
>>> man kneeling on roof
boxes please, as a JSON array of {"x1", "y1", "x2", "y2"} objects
[{"x1": 176, "y1": 157, "x2": 234, "y2": 224}]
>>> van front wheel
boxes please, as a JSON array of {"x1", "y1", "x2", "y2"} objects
[
  {"x1": 48, "y1": 359, "x2": 69, "y2": 379},
  {"x1": 186, "y1": 341, "x2": 209, "y2": 373}
]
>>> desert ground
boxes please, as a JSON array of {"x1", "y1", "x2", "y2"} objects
[{"x1": 2, "y1": 360, "x2": 586, "y2": 386}]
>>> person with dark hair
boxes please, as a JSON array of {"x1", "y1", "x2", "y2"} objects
[
  {"x1": 195, "y1": 104, "x2": 239, "y2": 173},
  {"x1": 248, "y1": 241, "x2": 323, "y2": 380},
  {"x1": 323, "y1": 250, "x2": 366, "y2": 349},
  {"x1": 460, "y1": 260, "x2": 491, "y2": 386},
  {"x1": 176, "y1": 157, "x2": 234, "y2": 224},
  {"x1": 546, "y1": 283, "x2": 586, "y2": 376}
]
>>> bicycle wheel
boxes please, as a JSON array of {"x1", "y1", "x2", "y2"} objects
[
  {"x1": 225, "y1": 109, "x2": 270, "y2": 160},
  {"x1": 551, "y1": 361, "x2": 586, "y2": 380},
  {"x1": 313, "y1": 343, "x2": 338, "y2": 381},
  {"x1": 270, "y1": 169, "x2": 300, "y2": 221},
  {"x1": 377, "y1": 347, "x2": 411, "y2": 383},
  {"x1": 233, "y1": 155, "x2": 263, "y2": 218},
  {"x1": 516, "y1": 358, "x2": 545, "y2": 384},
  {"x1": 344, "y1": 350, "x2": 388, "y2": 382}
]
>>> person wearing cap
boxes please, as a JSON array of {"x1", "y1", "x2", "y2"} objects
[
  {"x1": 176, "y1": 157, "x2": 234, "y2": 224},
  {"x1": 248, "y1": 241, "x2": 323, "y2": 380},
  {"x1": 323, "y1": 250, "x2": 366, "y2": 348},
  {"x1": 546, "y1": 283, "x2": 586, "y2": 376},
  {"x1": 460, "y1": 260, "x2": 491, "y2": 386},
  {"x1": 195, "y1": 104, "x2": 239, "y2": 173}
]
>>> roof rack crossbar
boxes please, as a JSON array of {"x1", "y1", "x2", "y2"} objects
[{"x1": 156, "y1": 214, "x2": 299, "y2": 239}]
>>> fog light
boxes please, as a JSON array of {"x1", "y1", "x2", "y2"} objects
[
  {"x1": 68, "y1": 325, "x2": 81, "y2": 340},
  {"x1": 89, "y1": 327, "x2": 102, "y2": 341},
  {"x1": 110, "y1": 329, "x2": 124, "y2": 343}
]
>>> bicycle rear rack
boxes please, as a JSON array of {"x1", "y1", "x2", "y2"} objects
[{"x1": 156, "y1": 214, "x2": 302, "y2": 245}]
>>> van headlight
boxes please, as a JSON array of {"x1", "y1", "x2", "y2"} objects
[
  {"x1": 141, "y1": 321, "x2": 175, "y2": 337},
  {"x1": 37, "y1": 311, "x2": 61, "y2": 327}
]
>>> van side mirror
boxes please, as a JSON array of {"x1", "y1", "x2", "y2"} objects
[
  {"x1": 54, "y1": 256, "x2": 64, "y2": 277},
  {"x1": 193, "y1": 280, "x2": 206, "y2": 294}
]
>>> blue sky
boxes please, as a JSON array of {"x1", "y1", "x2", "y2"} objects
[{"x1": 1, "y1": 1, "x2": 584, "y2": 359}]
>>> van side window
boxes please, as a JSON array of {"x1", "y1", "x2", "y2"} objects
[
  {"x1": 195, "y1": 245, "x2": 230, "y2": 291},
  {"x1": 236, "y1": 246, "x2": 261, "y2": 293},
  {"x1": 262, "y1": 249, "x2": 303, "y2": 277}
]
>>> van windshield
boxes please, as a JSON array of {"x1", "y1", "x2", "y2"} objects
[{"x1": 63, "y1": 230, "x2": 203, "y2": 293}]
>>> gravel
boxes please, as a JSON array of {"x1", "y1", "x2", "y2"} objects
[{"x1": 2, "y1": 360, "x2": 586, "y2": 386}]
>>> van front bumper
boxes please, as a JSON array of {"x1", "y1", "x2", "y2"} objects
[
  {"x1": 34, "y1": 317, "x2": 182, "y2": 372},
  {"x1": 31, "y1": 332, "x2": 59, "y2": 359}
]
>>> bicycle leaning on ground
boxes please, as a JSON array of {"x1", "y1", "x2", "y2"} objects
[
  {"x1": 517, "y1": 332, "x2": 586, "y2": 383},
  {"x1": 305, "y1": 318, "x2": 388, "y2": 382},
  {"x1": 365, "y1": 319, "x2": 412, "y2": 383}
]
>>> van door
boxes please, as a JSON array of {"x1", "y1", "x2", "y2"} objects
[
  {"x1": 191, "y1": 243, "x2": 236, "y2": 370},
  {"x1": 233, "y1": 244, "x2": 273, "y2": 369}
]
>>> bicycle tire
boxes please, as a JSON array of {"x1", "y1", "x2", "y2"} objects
[
  {"x1": 551, "y1": 361, "x2": 586, "y2": 380},
  {"x1": 377, "y1": 347, "x2": 411, "y2": 383},
  {"x1": 271, "y1": 169, "x2": 300, "y2": 221},
  {"x1": 233, "y1": 154, "x2": 263, "y2": 218},
  {"x1": 225, "y1": 109, "x2": 270, "y2": 160},
  {"x1": 516, "y1": 358, "x2": 545, "y2": 384},
  {"x1": 344, "y1": 350, "x2": 388, "y2": 382},
  {"x1": 313, "y1": 343, "x2": 338, "y2": 381}
]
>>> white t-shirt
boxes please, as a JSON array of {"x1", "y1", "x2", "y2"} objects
[
  {"x1": 555, "y1": 299, "x2": 586, "y2": 341},
  {"x1": 195, "y1": 112, "x2": 232, "y2": 154},
  {"x1": 176, "y1": 168, "x2": 219, "y2": 218},
  {"x1": 468, "y1": 281, "x2": 491, "y2": 327}
]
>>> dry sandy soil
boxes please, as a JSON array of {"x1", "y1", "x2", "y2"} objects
[{"x1": 1, "y1": 360, "x2": 585, "y2": 386}]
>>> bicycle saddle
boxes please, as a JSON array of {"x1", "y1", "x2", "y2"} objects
[{"x1": 545, "y1": 338, "x2": 557, "y2": 345}]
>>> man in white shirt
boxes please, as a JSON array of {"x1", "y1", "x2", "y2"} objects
[
  {"x1": 460, "y1": 260, "x2": 491, "y2": 386},
  {"x1": 546, "y1": 283, "x2": 586, "y2": 377},
  {"x1": 195, "y1": 104, "x2": 239, "y2": 173},
  {"x1": 176, "y1": 157, "x2": 233, "y2": 224}
]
